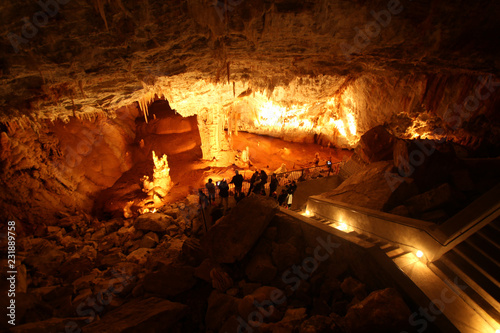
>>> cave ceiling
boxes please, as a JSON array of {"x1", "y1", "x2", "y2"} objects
[{"x1": 0, "y1": 0, "x2": 499, "y2": 126}]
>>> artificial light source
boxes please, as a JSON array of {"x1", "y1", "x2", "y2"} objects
[
  {"x1": 416, "y1": 250, "x2": 424, "y2": 258},
  {"x1": 336, "y1": 222, "x2": 348, "y2": 231},
  {"x1": 302, "y1": 209, "x2": 312, "y2": 217}
]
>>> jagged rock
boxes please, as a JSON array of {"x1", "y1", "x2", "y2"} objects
[
  {"x1": 73, "y1": 288, "x2": 93, "y2": 307},
  {"x1": 340, "y1": 277, "x2": 367, "y2": 300},
  {"x1": 322, "y1": 161, "x2": 418, "y2": 212},
  {"x1": 245, "y1": 251, "x2": 277, "y2": 283},
  {"x1": 272, "y1": 242, "x2": 301, "y2": 272},
  {"x1": 112, "y1": 262, "x2": 142, "y2": 278},
  {"x1": 98, "y1": 251, "x2": 125, "y2": 268},
  {"x1": 73, "y1": 271, "x2": 100, "y2": 291},
  {"x1": 343, "y1": 288, "x2": 412, "y2": 333},
  {"x1": 60, "y1": 235, "x2": 84, "y2": 251},
  {"x1": 143, "y1": 266, "x2": 196, "y2": 298},
  {"x1": 389, "y1": 205, "x2": 410, "y2": 217},
  {"x1": 23, "y1": 238, "x2": 66, "y2": 276},
  {"x1": 239, "y1": 280, "x2": 262, "y2": 296},
  {"x1": 205, "y1": 291, "x2": 239, "y2": 332},
  {"x1": 356, "y1": 126, "x2": 396, "y2": 164},
  {"x1": 201, "y1": 195, "x2": 279, "y2": 264},
  {"x1": 210, "y1": 267, "x2": 233, "y2": 292},
  {"x1": 47, "y1": 226, "x2": 62, "y2": 234},
  {"x1": 238, "y1": 286, "x2": 285, "y2": 323},
  {"x1": 281, "y1": 307, "x2": 308, "y2": 324},
  {"x1": 139, "y1": 231, "x2": 159, "y2": 249},
  {"x1": 91, "y1": 228, "x2": 107, "y2": 240},
  {"x1": 405, "y1": 183, "x2": 454, "y2": 215},
  {"x1": 299, "y1": 315, "x2": 337, "y2": 333},
  {"x1": 182, "y1": 238, "x2": 206, "y2": 266},
  {"x1": 103, "y1": 218, "x2": 123, "y2": 234},
  {"x1": 420, "y1": 209, "x2": 450, "y2": 222},
  {"x1": 82, "y1": 297, "x2": 188, "y2": 333},
  {"x1": 126, "y1": 248, "x2": 152, "y2": 265},
  {"x1": 194, "y1": 259, "x2": 214, "y2": 283},
  {"x1": 98, "y1": 232, "x2": 120, "y2": 252},
  {"x1": 134, "y1": 213, "x2": 174, "y2": 233},
  {"x1": 57, "y1": 257, "x2": 94, "y2": 282}
]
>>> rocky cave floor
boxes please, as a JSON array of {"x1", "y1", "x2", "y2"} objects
[{"x1": 1, "y1": 194, "x2": 421, "y2": 333}]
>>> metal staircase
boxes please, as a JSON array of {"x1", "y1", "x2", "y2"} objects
[
  {"x1": 430, "y1": 216, "x2": 500, "y2": 327},
  {"x1": 296, "y1": 207, "x2": 500, "y2": 332}
]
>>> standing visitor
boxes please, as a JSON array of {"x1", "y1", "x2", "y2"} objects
[
  {"x1": 269, "y1": 173, "x2": 278, "y2": 197},
  {"x1": 205, "y1": 179, "x2": 216, "y2": 205},
  {"x1": 230, "y1": 170, "x2": 244, "y2": 196},
  {"x1": 218, "y1": 179, "x2": 229, "y2": 214}
]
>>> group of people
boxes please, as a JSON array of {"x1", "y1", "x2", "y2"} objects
[{"x1": 199, "y1": 168, "x2": 299, "y2": 213}]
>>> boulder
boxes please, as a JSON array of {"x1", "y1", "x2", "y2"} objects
[
  {"x1": 299, "y1": 315, "x2": 337, "y2": 333},
  {"x1": 321, "y1": 161, "x2": 418, "y2": 212},
  {"x1": 343, "y1": 288, "x2": 412, "y2": 333},
  {"x1": 82, "y1": 297, "x2": 188, "y2": 333},
  {"x1": 340, "y1": 277, "x2": 367, "y2": 300},
  {"x1": 181, "y1": 238, "x2": 206, "y2": 266},
  {"x1": 272, "y1": 242, "x2": 301, "y2": 272},
  {"x1": 356, "y1": 126, "x2": 396, "y2": 164},
  {"x1": 205, "y1": 291, "x2": 239, "y2": 332},
  {"x1": 201, "y1": 195, "x2": 279, "y2": 263},
  {"x1": 139, "y1": 232, "x2": 159, "y2": 249},
  {"x1": 245, "y1": 251, "x2": 277, "y2": 284},
  {"x1": 126, "y1": 248, "x2": 152, "y2": 265},
  {"x1": 404, "y1": 183, "x2": 454, "y2": 215},
  {"x1": 23, "y1": 238, "x2": 66, "y2": 276},
  {"x1": 143, "y1": 266, "x2": 196, "y2": 298},
  {"x1": 56, "y1": 257, "x2": 94, "y2": 282},
  {"x1": 134, "y1": 213, "x2": 174, "y2": 233}
]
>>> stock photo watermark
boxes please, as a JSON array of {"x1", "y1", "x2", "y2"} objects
[
  {"x1": 5, "y1": 221, "x2": 17, "y2": 326},
  {"x1": 385, "y1": 74, "x2": 500, "y2": 191},
  {"x1": 7, "y1": 0, "x2": 73, "y2": 53},
  {"x1": 212, "y1": 0, "x2": 244, "y2": 22},
  {"x1": 341, "y1": 0, "x2": 408, "y2": 61},
  {"x1": 402, "y1": 277, "x2": 467, "y2": 333},
  {"x1": 62, "y1": 269, "x2": 135, "y2": 333},
  {"x1": 236, "y1": 235, "x2": 340, "y2": 333}
]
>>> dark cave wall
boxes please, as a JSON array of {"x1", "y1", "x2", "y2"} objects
[{"x1": 0, "y1": 105, "x2": 139, "y2": 227}]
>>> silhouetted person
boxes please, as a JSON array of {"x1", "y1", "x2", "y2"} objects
[
  {"x1": 205, "y1": 179, "x2": 216, "y2": 205},
  {"x1": 252, "y1": 174, "x2": 262, "y2": 195},
  {"x1": 278, "y1": 189, "x2": 288, "y2": 206},
  {"x1": 269, "y1": 173, "x2": 278, "y2": 197},
  {"x1": 198, "y1": 189, "x2": 208, "y2": 209},
  {"x1": 286, "y1": 181, "x2": 297, "y2": 208},
  {"x1": 230, "y1": 170, "x2": 244, "y2": 196},
  {"x1": 218, "y1": 179, "x2": 229, "y2": 214},
  {"x1": 260, "y1": 170, "x2": 268, "y2": 195},
  {"x1": 247, "y1": 171, "x2": 259, "y2": 195}
]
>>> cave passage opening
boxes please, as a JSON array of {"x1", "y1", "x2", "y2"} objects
[{"x1": 93, "y1": 96, "x2": 353, "y2": 219}]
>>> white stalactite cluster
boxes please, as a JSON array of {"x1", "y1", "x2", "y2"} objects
[
  {"x1": 141, "y1": 151, "x2": 173, "y2": 208},
  {"x1": 197, "y1": 105, "x2": 234, "y2": 164}
]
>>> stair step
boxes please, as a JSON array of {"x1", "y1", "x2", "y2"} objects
[
  {"x1": 380, "y1": 243, "x2": 398, "y2": 252},
  {"x1": 385, "y1": 248, "x2": 407, "y2": 259},
  {"x1": 431, "y1": 260, "x2": 500, "y2": 325},
  {"x1": 439, "y1": 251, "x2": 500, "y2": 314}
]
